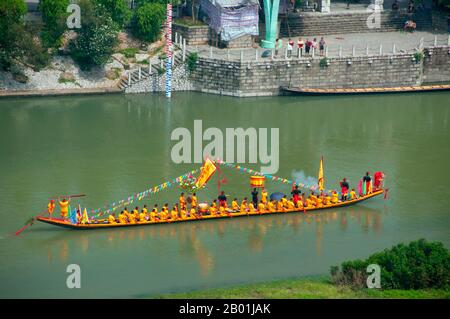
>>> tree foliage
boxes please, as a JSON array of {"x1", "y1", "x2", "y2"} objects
[
  {"x1": 39, "y1": 0, "x2": 70, "y2": 48},
  {"x1": 69, "y1": 0, "x2": 119, "y2": 69},
  {"x1": 94, "y1": 0, "x2": 132, "y2": 28},
  {"x1": 131, "y1": 2, "x2": 166, "y2": 42},
  {"x1": 331, "y1": 239, "x2": 450, "y2": 290}
]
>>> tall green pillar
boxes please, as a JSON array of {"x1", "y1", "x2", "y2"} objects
[{"x1": 261, "y1": 0, "x2": 280, "y2": 49}]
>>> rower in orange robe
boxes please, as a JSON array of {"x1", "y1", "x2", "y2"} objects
[{"x1": 47, "y1": 199, "x2": 56, "y2": 217}]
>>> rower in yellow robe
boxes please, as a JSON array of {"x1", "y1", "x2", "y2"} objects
[
  {"x1": 191, "y1": 193, "x2": 197, "y2": 209},
  {"x1": 139, "y1": 209, "x2": 149, "y2": 223},
  {"x1": 315, "y1": 196, "x2": 323, "y2": 208},
  {"x1": 219, "y1": 205, "x2": 226, "y2": 216},
  {"x1": 180, "y1": 208, "x2": 188, "y2": 219},
  {"x1": 179, "y1": 193, "x2": 186, "y2": 210},
  {"x1": 189, "y1": 207, "x2": 197, "y2": 219},
  {"x1": 296, "y1": 199, "x2": 304, "y2": 209},
  {"x1": 108, "y1": 214, "x2": 117, "y2": 224},
  {"x1": 171, "y1": 206, "x2": 179, "y2": 220},
  {"x1": 350, "y1": 189, "x2": 357, "y2": 200},
  {"x1": 258, "y1": 200, "x2": 266, "y2": 213},
  {"x1": 208, "y1": 205, "x2": 216, "y2": 215},
  {"x1": 231, "y1": 198, "x2": 239, "y2": 211},
  {"x1": 261, "y1": 189, "x2": 268, "y2": 204},
  {"x1": 305, "y1": 198, "x2": 314, "y2": 208},
  {"x1": 133, "y1": 207, "x2": 140, "y2": 221},
  {"x1": 150, "y1": 208, "x2": 158, "y2": 222},
  {"x1": 240, "y1": 198, "x2": 248, "y2": 213},
  {"x1": 287, "y1": 198, "x2": 296, "y2": 210},
  {"x1": 128, "y1": 211, "x2": 136, "y2": 224},
  {"x1": 118, "y1": 211, "x2": 128, "y2": 224},
  {"x1": 331, "y1": 191, "x2": 339, "y2": 204},
  {"x1": 266, "y1": 200, "x2": 275, "y2": 212},
  {"x1": 59, "y1": 198, "x2": 70, "y2": 218},
  {"x1": 248, "y1": 202, "x2": 255, "y2": 213},
  {"x1": 324, "y1": 194, "x2": 332, "y2": 205},
  {"x1": 276, "y1": 200, "x2": 285, "y2": 212},
  {"x1": 281, "y1": 195, "x2": 288, "y2": 208}
]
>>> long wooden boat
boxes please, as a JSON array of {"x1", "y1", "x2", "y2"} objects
[
  {"x1": 36, "y1": 189, "x2": 384, "y2": 230},
  {"x1": 282, "y1": 84, "x2": 450, "y2": 95}
]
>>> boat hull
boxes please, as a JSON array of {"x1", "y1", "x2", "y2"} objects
[
  {"x1": 37, "y1": 189, "x2": 384, "y2": 230},
  {"x1": 282, "y1": 85, "x2": 450, "y2": 95}
]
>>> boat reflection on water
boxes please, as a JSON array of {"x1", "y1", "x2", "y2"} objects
[{"x1": 36, "y1": 204, "x2": 386, "y2": 275}]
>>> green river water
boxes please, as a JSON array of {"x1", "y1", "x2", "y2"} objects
[{"x1": 0, "y1": 92, "x2": 449, "y2": 298}]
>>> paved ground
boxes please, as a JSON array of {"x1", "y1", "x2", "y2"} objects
[{"x1": 189, "y1": 31, "x2": 449, "y2": 61}]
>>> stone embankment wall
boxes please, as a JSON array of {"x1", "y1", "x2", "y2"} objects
[
  {"x1": 189, "y1": 45, "x2": 450, "y2": 97},
  {"x1": 279, "y1": 9, "x2": 439, "y2": 37},
  {"x1": 422, "y1": 46, "x2": 450, "y2": 83},
  {"x1": 172, "y1": 23, "x2": 211, "y2": 45}
]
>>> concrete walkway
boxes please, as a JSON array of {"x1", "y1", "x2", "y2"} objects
[
  {"x1": 191, "y1": 31, "x2": 449, "y2": 61},
  {"x1": 0, "y1": 87, "x2": 122, "y2": 98}
]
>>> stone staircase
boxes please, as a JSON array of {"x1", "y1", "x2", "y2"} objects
[{"x1": 279, "y1": 9, "x2": 434, "y2": 37}]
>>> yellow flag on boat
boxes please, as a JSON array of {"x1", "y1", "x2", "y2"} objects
[
  {"x1": 195, "y1": 158, "x2": 217, "y2": 189},
  {"x1": 81, "y1": 208, "x2": 89, "y2": 224},
  {"x1": 318, "y1": 156, "x2": 324, "y2": 191}
]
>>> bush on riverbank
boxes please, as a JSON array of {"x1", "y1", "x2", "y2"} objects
[{"x1": 331, "y1": 239, "x2": 450, "y2": 290}]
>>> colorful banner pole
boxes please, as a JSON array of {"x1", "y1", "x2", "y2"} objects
[{"x1": 165, "y1": 3, "x2": 173, "y2": 98}]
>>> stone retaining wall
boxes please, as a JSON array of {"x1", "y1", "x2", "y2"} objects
[
  {"x1": 279, "y1": 9, "x2": 437, "y2": 37},
  {"x1": 422, "y1": 46, "x2": 450, "y2": 83},
  {"x1": 189, "y1": 45, "x2": 449, "y2": 97},
  {"x1": 173, "y1": 23, "x2": 210, "y2": 46}
]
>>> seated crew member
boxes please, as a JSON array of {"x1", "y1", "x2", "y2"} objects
[
  {"x1": 261, "y1": 188, "x2": 268, "y2": 204},
  {"x1": 276, "y1": 200, "x2": 285, "y2": 212},
  {"x1": 108, "y1": 213, "x2": 117, "y2": 224},
  {"x1": 350, "y1": 188, "x2": 357, "y2": 200},
  {"x1": 267, "y1": 200, "x2": 276, "y2": 212},
  {"x1": 231, "y1": 198, "x2": 239, "y2": 211},
  {"x1": 218, "y1": 191, "x2": 228, "y2": 207},
  {"x1": 248, "y1": 202, "x2": 256, "y2": 213},
  {"x1": 191, "y1": 193, "x2": 197, "y2": 209},
  {"x1": 316, "y1": 196, "x2": 323, "y2": 208},
  {"x1": 305, "y1": 197, "x2": 314, "y2": 208},
  {"x1": 219, "y1": 205, "x2": 226, "y2": 216},
  {"x1": 118, "y1": 211, "x2": 128, "y2": 224},
  {"x1": 139, "y1": 209, "x2": 149, "y2": 222},
  {"x1": 258, "y1": 200, "x2": 266, "y2": 213},
  {"x1": 324, "y1": 194, "x2": 332, "y2": 205},
  {"x1": 171, "y1": 205, "x2": 179, "y2": 220},
  {"x1": 133, "y1": 207, "x2": 140, "y2": 221},
  {"x1": 281, "y1": 195, "x2": 288, "y2": 208},
  {"x1": 150, "y1": 207, "x2": 158, "y2": 221},
  {"x1": 331, "y1": 191, "x2": 339, "y2": 204},
  {"x1": 208, "y1": 203, "x2": 217, "y2": 215},
  {"x1": 179, "y1": 193, "x2": 186, "y2": 210},
  {"x1": 296, "y1": 198, "x2": 304, "y2": 209},
  {"x1": 240, "y1": 198, "x2": 249, "y2": 212},
  {"x1": 287, "y1": 198, "x2": 295, "y2": 210},
  {"x1": 128, "y1": 211, "x2": 136, "y2": 224},
  {"x1": 180, "y1": 207, "x2": 188, "y2": 219},
  {"x1": 142, "y1": 205, "x2": 148, "y2": 214},
  {"x1": 189, "y1": 207, "x2": 197, "y2": 218}
]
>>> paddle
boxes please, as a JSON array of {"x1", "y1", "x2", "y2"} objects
[{"x1": 15, "y1": 212, "x2": 48, "y2": 236}]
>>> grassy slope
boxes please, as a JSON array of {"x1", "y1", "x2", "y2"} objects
[{"x1": 156, "y1": 277, "x2": 449, "y2": 299}]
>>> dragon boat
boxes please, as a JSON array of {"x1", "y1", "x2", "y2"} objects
[
  {"x1": 36, "y1": 189, "x2": 384, "y2": 230},
  {"x1": 33, "y1": 158, "x2": 386, "y2": 231}
]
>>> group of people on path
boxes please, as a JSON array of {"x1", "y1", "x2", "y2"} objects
[{"x1": 275, "y1": 37, "x2": 326, "y2": 58}]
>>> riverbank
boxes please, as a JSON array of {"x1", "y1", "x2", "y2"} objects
[{"x1": 155, "y1": 276, "x2": 450, "y2": 299}]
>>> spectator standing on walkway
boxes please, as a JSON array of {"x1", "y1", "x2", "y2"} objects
[
  {"x1": 312, "y1": 38, "x2": 318, "y2": 55},
  {"x1": 319, "y1": 37, "x2": 326, "y2": 56},
  {"x1": 287, "y1": 38, "x2": 294, "y2": 57},
  {"x1": 297, "y1": 37, "x2": 304, "y2": 57},
  {"x1": 305, "y1": 38, "x2": 311, "y2": 55}
]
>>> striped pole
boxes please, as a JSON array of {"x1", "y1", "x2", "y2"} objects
[{"x1": 165, "y1": 3, "x2": 173, "y2": 98}]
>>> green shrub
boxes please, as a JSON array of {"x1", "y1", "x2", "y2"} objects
[
  {"x1": 131, "y1": 2, "x2": 165, "y2": 42},
  {"x1": 120, "y1": 48, "x2": 140, "y2": 58},
  {"x1": 413, "y1": 52, "x2": 424, "y2": 63},
  {"x1": 331, "y1": 239, "x2": 450, "y2": 290},
  {"x1": 0, "y1": 0, "x2": 27, "y2": 69},
  {"x1": 187, "y1": 52, "x2": 198, "y2": 73}
]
